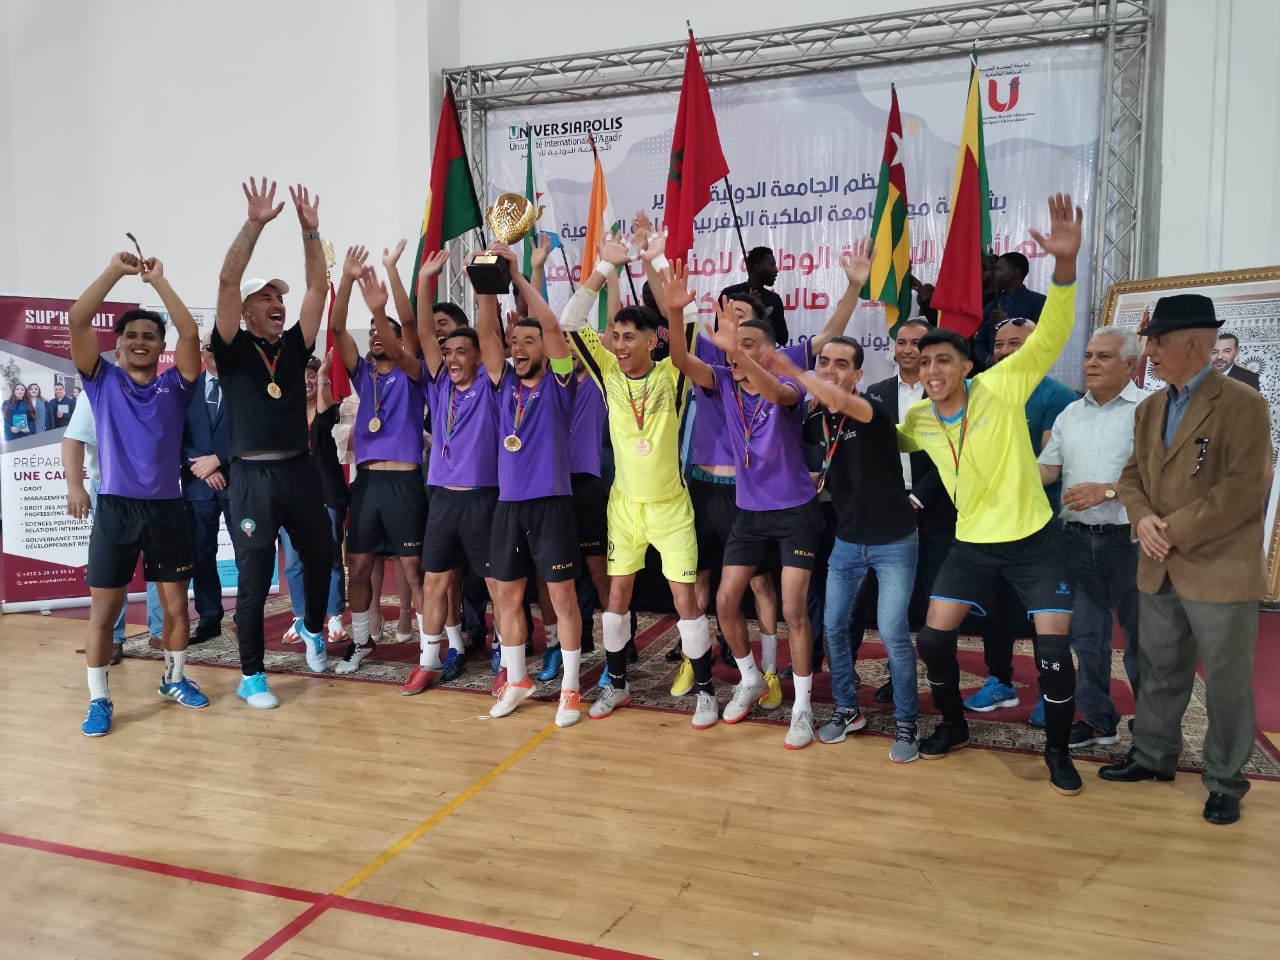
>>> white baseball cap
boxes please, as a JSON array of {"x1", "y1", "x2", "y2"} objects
[{"x1": 240, "y1": 277, "x2": 291, "y2": 301}]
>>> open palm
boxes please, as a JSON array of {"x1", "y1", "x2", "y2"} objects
[{"x1": 1029, "y1": 193, "x2": 1083, "y2": 260}]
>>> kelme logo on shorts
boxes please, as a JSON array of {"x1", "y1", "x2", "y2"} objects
[{"x1": 240, "y1": 518, "x2": 257, "y2": 538}]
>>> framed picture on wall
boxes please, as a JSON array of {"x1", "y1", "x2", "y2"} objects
[{"x1": 1100, "y1": 265, "x2": 1280, "y2": 602}]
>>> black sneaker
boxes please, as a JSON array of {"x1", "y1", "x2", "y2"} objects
[
  {"x1": 873, "y1": 679, "x2": 894, "y2": 704},
  {"x1": 1045, "y1": 747, "x2": 1083, "y2": 795},
  {"x1": 919, "y1": 722, "x2": 970, "y2": 759},
  {"x1": 663, "y1": 638, "x2": 684, "y2": 662},
  {"x1": 1068, "y1": 720, "x2": 1120, "y2": 749}
]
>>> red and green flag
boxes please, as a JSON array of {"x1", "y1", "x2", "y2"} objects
[
  {"x1": 862, "y1": 84, "x2": 913, "y2": 332},
  {"x1": 930, "y1": 54, "x2": 992, "y2": 338},
  {"x1": 414, "y1": 81, "x2": 483, "y2": 305}
]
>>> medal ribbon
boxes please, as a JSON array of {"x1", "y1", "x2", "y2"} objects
[
  {"x1": 733, "y1": 383, "x2": 768, "y2": 465},
  {"x1": 252, "y1": 341, "x2": 282, "y2": 385},
  {"x1": 512, "y1": 382, "x2": 536, "y2": 436},
  {"x1": 817, "y1": 412, "x2": 848, "y2": 488},
  {"x1": 932, "y1": 404, "x2": 969, "y2": 475},
  {"x1": 624, "y1": 367, "x2": 653, "y2": 430},
  {"x1": 371, "y1": 370, "x2": 384, "y2": 416}
]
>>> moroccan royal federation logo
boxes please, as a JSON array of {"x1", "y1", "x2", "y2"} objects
[{"x1": 240, "y1": 518, "x2": 257, "y2": 538}]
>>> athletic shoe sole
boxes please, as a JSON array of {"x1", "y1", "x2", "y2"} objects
[
  {"x1": 1050, "y1": 780, "x2": 1084, "y2": 797},
  {"x1": 965, "y1": 698, "x2": 1019, "y2": 712},
  {"x1": 588, "y1": 694, "x2": 632, "y2": 719},
  {"x1": 1069, "y1": 733, "x2": 1121, "y2": 749},
  {"x1": 919, "y1": 739, "x2": 969, "y2": 760}
]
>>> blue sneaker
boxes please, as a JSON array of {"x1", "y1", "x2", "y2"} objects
[
  {"x1": 490, "y1": 646, "x2": 502, "y2": 675},
  {"x1": 237, "y1": 672, "x2": 279, "y2": 709},
  {"x1": 963, "y1": 676, "x2": 1020, "y2": 712},
  {"x1": 597, "y1": 666, "x2": 612, "y2": 689},
  {"x1": 294, "y1": 618, "x2": 328, "y2": 673},
  {"x1": 82, "y1": 698, "x2": 113, "y2": 737},
  {"x1": 1029, "y1": 696, "x2": 1045, "y2": 728},
  {"x1": 159, "y1": 677, "x2": 210, "y2": 709},
  {"x1": 538, "y1": 646, "x2": 563, "y2": 682},
  {"x1": 440, "y1": 648, "x2": 466, "y2": 683}
]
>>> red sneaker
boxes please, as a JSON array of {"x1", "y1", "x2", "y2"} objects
[{"x1": 402, "y1": 665, "x2": 439, "y2": 696}]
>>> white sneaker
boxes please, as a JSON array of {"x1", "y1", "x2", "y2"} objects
[
  {"x1": 490, "y1": 679, "x2": 536, "y2": 718},
  {"x1": 692, "y1": 690, "x2": 718, "y2": 730},
  {"x1": 555, "y1": 690, "x2": 581, "y2": 727},
  {"x1": 588, "y1": 683, "x2": 632, "y2": 719},
  {"x1": 326, "y1": 615, "x2": 348, "y2": 643},
  {"x1": 395, "y1": 629, "x2": 416, "y2": 643},
  {"x1": 785, "y1": 709, "x2": 815, "y2": 750},
  {"x1": 334, "y1": 640, "x2": 376, "y2": 675},
  {"x1": 722, "y1": 677, "x2": 766, "y2": 724},
  {"x1": 281, "y1": 622, "x2": 301, "y2": 644},
  {"x1": 293, "y1": 618, "x2": 328, "y2": 673}
]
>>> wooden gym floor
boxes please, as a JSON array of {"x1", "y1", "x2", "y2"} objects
[{"x1": 3, "y1": 613, "x2": 1279, "y2": 959}]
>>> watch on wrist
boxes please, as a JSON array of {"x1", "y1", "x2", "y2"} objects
[
  {"x1": 1104, "y1": 487, "x2": 1117, "y2": 500},
  {"x1": 302, "y1": 230, "x2": 321, "y2": 241},
  {"x1": 319, "y1": 379, "x2": 332, "y2": 386}
]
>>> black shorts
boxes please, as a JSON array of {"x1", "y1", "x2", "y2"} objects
[
  {"x1": 691, "y1": 475, "x2": 738, "y2": 571},
  {"x1": 929, "y1": 522, "x2": 1072, "y2": 616},
  {"x1": 347, "y1": 469, "x2": 428, "y2": 557},
  {"x1": 421, "y1": 486, "x2": 498, "y2": 573},
  {"x1": 723, "y1": 498, "x2": 824, "y2": 572},
  {"x1": 571, "y1": 472, "x2": 608, "y2": 557},
  {"x1": 487, "y1": 495, "x2": 579, "y2": 583},
  {"x1": 87, "y1": 495, "x2": 194, "y2": 589}
]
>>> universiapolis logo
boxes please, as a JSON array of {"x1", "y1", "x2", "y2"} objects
[
  {"x1": 508, "y1": 116, "x2": 625, "y2": 155},
  {"x1": 982, "y1": 62, "x2": 1034, "y2": 125}
]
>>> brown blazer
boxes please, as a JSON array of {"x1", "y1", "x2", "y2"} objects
[{"x1": 1117, "y1": 369, "x2": 1272, "y2": 602}]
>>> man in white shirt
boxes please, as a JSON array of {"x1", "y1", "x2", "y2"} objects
[{"x1": 1038, "y1": 328, "x2": 1143, "y2": 749}]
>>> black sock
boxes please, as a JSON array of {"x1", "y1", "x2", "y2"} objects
[
  {"x1": 606, "y1": 649, "x2": 628, "y2": 689},
  {"x1": 691, "y1": 651, "x2": 714, "y2": 693},
  {"x1": 917, "y1": 625, "x2": 966, "y2": 727},
  {"x1": 1035, "y1": 633, "x2": 1075, "y2": 750}
]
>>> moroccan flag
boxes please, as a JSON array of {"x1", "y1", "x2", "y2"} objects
[
  {"x1": 861, "y1": 85, "x2": 913, "y2": 332},
  {"x1": 930, "y1": 55, "x2": 992, "y2": 338},
  {"x1": 324, "y1": 280, "x2": 351, "y2": 401},
  {"x1": 413, "y1": 81, "x2": 483, "y2": 306},
  {"x1": 664, "y1": 31, "x2": 730, "y2": 263},
  {"x1": 522, "y1": 127, "x2": 563, "y2": 293}
]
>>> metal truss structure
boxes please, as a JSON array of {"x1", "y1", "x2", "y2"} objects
[{"x1": 445, "y1": 0, "x2": 1155, "y2": 318}]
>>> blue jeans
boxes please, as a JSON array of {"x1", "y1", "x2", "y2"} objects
[
  {"x1": 824, "y1": 532, "x2": 919, "y2": 724},
  {"x1": 280, "y1": 506, "x2": 345, "y2": 618},
  {"x1": 1064, "y1": 522, "x2": 1140, "y2": 732}
]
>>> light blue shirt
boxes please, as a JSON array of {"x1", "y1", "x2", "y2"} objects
[
  {"x1": 1039, "y1": 381, "x2": 1142, "y2": 524},
  {"x1": 1163, "y1": 363, "x2": 1213, "y2": 448}
]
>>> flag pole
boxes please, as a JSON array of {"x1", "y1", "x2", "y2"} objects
[
  {"x1": 558, "y1": 244, "x2": 577, "y2": 293},
  {"x1": 691, "y1": 29, "x2": 748, "y2": 264}
]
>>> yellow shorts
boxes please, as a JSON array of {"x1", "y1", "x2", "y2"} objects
[{"x1": 606, "y1": 488, "x2": 697, "y2": 583}]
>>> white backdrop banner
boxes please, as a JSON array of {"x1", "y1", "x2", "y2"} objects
[{"x1": 484, "y1": 43, "x2": 1103, "y2": 385}]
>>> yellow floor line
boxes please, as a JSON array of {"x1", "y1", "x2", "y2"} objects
[{"x1": 330, "y1": 722, "x2": 556, "y2": 897}]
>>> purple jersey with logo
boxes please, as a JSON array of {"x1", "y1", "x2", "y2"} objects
[
  {"x1": 349, "y1": 357, "x2": 426, "y2": 466},
  {"x1": 83, "y1": 358, "x2": 193, "y2": 499},
  {"x1": 690, "y1": 334, "x2": 812, "y2": 468},
  {"x1": 711, "y1": 364, "x2": 813, "y2": 511},
  {"x1": 425, "y1": 366, "x2": 499, "y2": 488},
  {"x1": 496, "y1": 362, "x2": 576, "y2": 501},
  {"x1": 569, "y1": 375, "x2": 606, "y2": 477}
]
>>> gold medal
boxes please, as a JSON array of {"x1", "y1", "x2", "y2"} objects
[
  {"x1": 635, "y1": 439, "x2": 652, "y2": 457},
  {"x1": 266, "y1": 382, "x2": 282, "y2": 399},
  {"x1": 368, "y1": 417, "x2": 382, "y2": 433},
  {"x1": 504, "y1": 434, "x2": 523, "y2": 452}
]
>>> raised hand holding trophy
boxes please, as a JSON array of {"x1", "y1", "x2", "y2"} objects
[{"x1": 466, "y1": 192, "x2": 544, "y2": 295}]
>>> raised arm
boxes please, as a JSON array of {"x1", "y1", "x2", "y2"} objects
[
  {"x1": 604, "y1": 260, "x2": 622, "y2": 349},
  {"x1": 331, "y1": 246, "x2": 366, "y2": 375},
  {"x1": 529, "y1": 232, "x2": 550, "y2": 296},
  {"x1": 706, "y1": 301, "x2": 799, "y2": 407},
  {"x1": 811, "y1": 239, "x2": 872, "y2": 355},
  {"x1": 472, "y1": 258, "x2": 507, "y2": 386},
  {"x1": 140, "y1": 258, "x2": 201, "y2": 384},
  {"x1": 358, "y1": 267, "x2": 420, "y2": 380},
  {"x1": 290, "y1": 184, "x2": 326, "y2": 349},
  {"x1": 770, "y1": 350, "x2": 873, "y2": 422},
  {"x1": 495, "y1": 243, "x2": 568, "y2": 360},
  {"x1": 414, "y1": 250, "x2": 450, "y2": 379},
  {"x1": 634, "y1": 212, "x2": 667, "y2": 306},
  {"x1": 216, "y1": 178, "x2": 283, "y2": 344},
  {"x1": 558, "y1": 237, "x2": 629, "y2": 334},
  {"x1": 316, "y1": 348, "x2": 336, "y2": 414},
  {"x1": 382, "y1": 239, "x2": 419, "y2": 361},
  {"x1": 664, "y1": 261, "x2": 716, "y2": 390},
  {"x1": 69, "y1": 253, "x2": 141, "y2": 376}
]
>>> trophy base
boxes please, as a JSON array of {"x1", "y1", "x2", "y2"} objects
[{"x1": 466, "y1": 255, "x2": 513, "y2": 296}]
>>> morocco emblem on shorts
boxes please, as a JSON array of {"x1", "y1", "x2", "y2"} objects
[{"x1": 241, "y1": 518, "x2": 257, "y2": 539}]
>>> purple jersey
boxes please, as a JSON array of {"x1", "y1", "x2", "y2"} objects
[
  {"x1": 711, "y1": 364, "x2": 814, "y2": 511},
  {"x1": 569, "y1": 375, "x2": 606, "y2": 477},
  {"x1": 690, "y1": 333, "x2": 812, "y2": 468},
  {"x1": 83, "y1": 358, "x2": 193, "y2": 499},
  {"x1": 496, "y1": 361, "x2": 577, "y2": 501},
  {"x1": 425, "y1": 366, "x2": 499, "y2": 488},
  {"x1": 349, "y1": 357, "x2": 426, "y2": 466}
]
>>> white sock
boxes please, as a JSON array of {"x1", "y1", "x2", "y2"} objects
[
  {"x1": 416, "y1": 612, "x2": 425, "y2": 638},
  {"x1": 561, "y1": 648, "x2": 581, "y2": 691},
  {"x1": 677, "y1": 616, "x2": 712, "y2": 659},
  {"x1": 163, "y1": 649, "x2": 175, "y2": 683},
  {"x1": 601, "y1": 611, "x2": 629, "y2": 652},
  {"x1": 760, "y1": 633, "x2": 778, "y2": 674},
  {"x1": 545, "y1": 623, "x2": 559, "y2": 649},
  {"x1": 421, "y1": 635, "x2": 444, "y2": 669},
  {"x1": 792, "y1": 672, "x2": 813, "y2": 714},
  {"x1": 87, "y1": 665, "x2": 109, "y2": 701},
  {"x1": 170, "y1": 650, "x2": 187, "y2": 684},
  {"x1": 501, "y1": 644, "x2": 528, "y2": 684},
  {"x1": 445, "y1": 623, "x2": 464, "y2": 652},
  {"x1": 351, "y1": 611, "x2": 371, "y2": 646},
  {"x1": 735, "y1": 653, "x2": 763, "y2": 686}
]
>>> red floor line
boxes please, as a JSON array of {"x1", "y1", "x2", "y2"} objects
[
  {"x1": 241, "y1": 900, "x2": 332, "y2": 960},
  {"x1": 0, "y1": 831, "x2": 322, "y2": 904},
  {"x1": 330, "y1": 896, "x2": 661, "y2": 960}
]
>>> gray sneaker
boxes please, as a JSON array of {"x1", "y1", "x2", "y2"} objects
[
  {"x1": 722, "y1": 676, "x2": 766, "y2": 724},
  {"x1": 691, "y1": 690, "x2": 718, "y2": 730},
  {"x1": 817, "y1": 706, "x2": 867, "y2": 744},
  {"x1": 890, "y1": 723, "x2": 919, "y2": 763},
  {"x1": 588, "y1": 683, "x2": 631, "y2": 719},
  {"x1": 784, "y1": 709, "x2": 815, "y2": 750}
]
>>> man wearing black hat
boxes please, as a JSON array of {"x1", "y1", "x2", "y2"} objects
[{"x1": 1101, "y1": 293, "x2": 1272, "y2": 825}]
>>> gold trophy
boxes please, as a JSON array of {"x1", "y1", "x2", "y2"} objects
[{"x1": 467, "y1": 192, "x2": 544, "y2": 295}]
